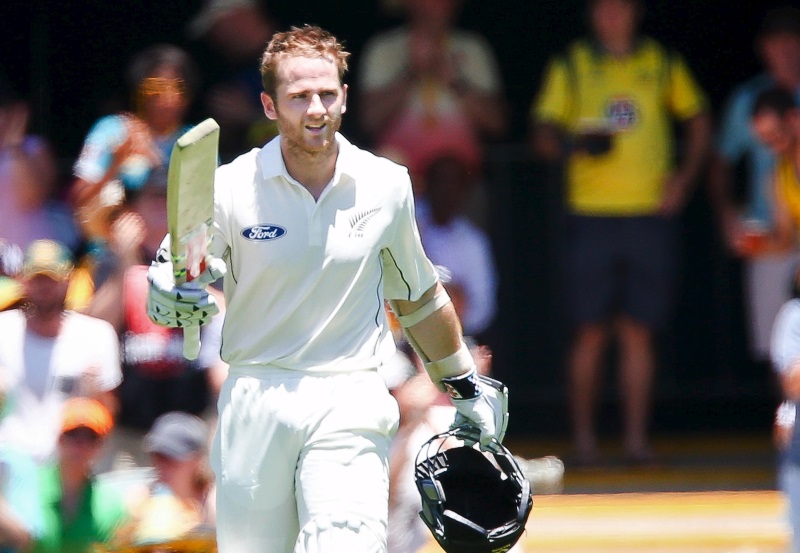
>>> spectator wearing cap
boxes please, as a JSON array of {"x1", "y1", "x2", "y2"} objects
[
  {"x1": 116, "y1": 412, "x2": 215, "y2": 546},
  {"x1": 31, "y1": 398, "x2": 128, "y2": 553},
  {"x1": 0, "y1": 240, "x2": 122, "y2": 463},
  {"x1": 709, "y1": 6, "x2": 800, "y2": 365}
]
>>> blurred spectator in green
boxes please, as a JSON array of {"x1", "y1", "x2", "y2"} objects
[{"x1": 31, "y1": 398, "x2": 128, "y2": 553}]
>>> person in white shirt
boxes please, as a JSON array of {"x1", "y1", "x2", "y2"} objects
[
  {"x1": 0, "y1": 240, "x2": 121, "y2": 463},
  {"x1": 415, "y1": 155, "x2": 498, "y2": 336},
  {"x1": 146, "y1": 25, "x2": 508, "y2": 553}
]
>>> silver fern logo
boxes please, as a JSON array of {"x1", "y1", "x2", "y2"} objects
[{"x1": 349, "y1": 208, "x2": 381, "y2": 238}]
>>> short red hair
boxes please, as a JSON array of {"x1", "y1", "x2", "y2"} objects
[{"x1": 260, "y1": 25, "x2": 350, "y2": 99}]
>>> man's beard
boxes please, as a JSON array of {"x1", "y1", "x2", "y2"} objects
[
  {"x1": 278, "y1": 112, "x2": 342, "y2": 159},
  {"x1": 26, "y1": 297, "x2": 65, "y2": 318}
]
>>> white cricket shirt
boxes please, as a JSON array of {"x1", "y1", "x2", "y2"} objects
[{"x1": 211, "y1": 133, "x2": 439, "y2": 371}]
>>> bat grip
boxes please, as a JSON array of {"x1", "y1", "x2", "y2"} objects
[{"x1": 183, "y1": 326, "x2": 201, "y2": 360}]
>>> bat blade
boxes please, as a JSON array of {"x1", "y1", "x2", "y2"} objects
[{"x1": 166, "y1": 118, "x2": 220, "y2": 360}]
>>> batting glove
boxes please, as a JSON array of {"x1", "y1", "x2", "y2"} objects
[
  {"x1": 146, "y1": 254, "x2": 226, "y2": 329},
  {"x1": 442, "y1": 370, "x2": 509, "y2": 450}
]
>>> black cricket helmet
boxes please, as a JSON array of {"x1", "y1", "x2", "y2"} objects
[{"x1": 414, "y1": 427, "x2": 533, "y2": 553}]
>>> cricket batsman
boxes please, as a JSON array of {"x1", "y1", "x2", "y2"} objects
[{"x1": 146, "y1": 25, "x2": 509, "y2": 552}]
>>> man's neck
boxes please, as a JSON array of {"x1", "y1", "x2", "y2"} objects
[
  {"x1": 25, "y1": 310, "x2": 63, "y2": 338},
  {"x1": 59, "y1": 464, "x2": 89, "y2": 519},
  {"x1": 281, "y1": 142, "x2": 338, "y2": 200},
  {"x1": 598, "y1": 35, "x2": 636, "y2": 58},
  {"x1": 410, "y1": 19, "x2": 449, "y2": 40}
]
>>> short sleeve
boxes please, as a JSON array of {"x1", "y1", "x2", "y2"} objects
[
  {"x1": 771, "y1": 300, "x2": 800, "y2": 375},
  {"x1": 359, "y1": 32, "x2": 406, "y2": 91},
  {"x1": 211, "y1": 165, "x2": 233, "y2": 261},
  {"x1": 381, "y1": 180, "x2": 439, "y2": 302},
  {"x1": 531, "y1": 57, "x2": 573, "y2": 127},
  {"x1": 455, "y1": 34, "x2": 503, "y2": 93},
  {"x1": 665, "y1": 54, "x2": 707, "y2": 120},
  {"x1": 95, "y1": 319, "x2": 123, "y2": 391},
  {"x1": 716, "y1": 88, "x2": 756, "y2": 162},
  {"x1": 73, "y1": 115, "x2": 127, "y2": 184}
]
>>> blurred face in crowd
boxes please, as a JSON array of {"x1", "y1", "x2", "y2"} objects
[
  {"x1": 590, "y1": 0, "x2": 640, "y2": 48},
  {"x1": 0, "y1": 99, "x2": 27, "y2": 142},
  {"x1": 404, "y1": 0, "x2": 462, "y2": 28},
  {"x1": 151, "y1": 451, "x2": 202, "y2": 492},
  {"x1": 23, "y1": 273, "x2": 69, "y2": 317},
  {"x1": 261, "y1": 55, "x2": 347, "y2": 157},
  {"x1": 208, "y1": 7, "x2": 274, "y2": 62},
  {"x1": 426, "y1": 156, "x2": 472, "y2": 225},
  {"x1": 759, "y1": 31, "x2": 800, "y2": 85},
  {"x1": 137, "y1": 64, "x2": 190, "y2": 135},
  {"x1": 132, "y1": 185, "x2": 168, "y2": 255},
  {"x1": 751, "y1": 107, "x2": 800, "y2": 155},
  {"x1": 58, "y1": 428, "x2": 103, "y2": 471}
]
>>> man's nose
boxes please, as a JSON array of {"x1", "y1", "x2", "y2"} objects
[{"x1": 308, "y1": 94, "x2": 325, "y2": 115}]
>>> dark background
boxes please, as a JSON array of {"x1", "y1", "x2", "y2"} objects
[
  {"x1": 2, "y1": 0, "x2": 794, "y2": 438},
  {"x1": 4, "y1": 0, "x2": 786, "y2": 155}
]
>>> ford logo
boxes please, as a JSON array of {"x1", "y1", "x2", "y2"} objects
[{"x1": 241, "y1": 224, "x2": 287, "y2": 241}]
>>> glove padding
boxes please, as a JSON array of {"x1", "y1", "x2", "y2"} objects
[
  {"x1": 147, "y1": 256, "x2": 226, "y2": 328},
  {"x1": 446, "y1": 372, "x2": 509, "y2": 451}
]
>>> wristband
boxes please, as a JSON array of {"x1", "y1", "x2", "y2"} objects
[{"x1": 440, "y1": 368, "x2": 482, "y2": 400}]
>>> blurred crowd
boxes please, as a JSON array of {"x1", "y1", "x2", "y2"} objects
[{"x1": 1, "y1": 0, "x2": 800, "y2": 551}]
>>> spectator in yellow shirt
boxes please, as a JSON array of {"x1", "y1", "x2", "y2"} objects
[{"x1": 530, "y1": 0, "x2": 711, "y2": 465}]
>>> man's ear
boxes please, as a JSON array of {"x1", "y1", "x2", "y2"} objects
[{"x1": 261, "y1": 92, "x2": 277, "y2": 120}]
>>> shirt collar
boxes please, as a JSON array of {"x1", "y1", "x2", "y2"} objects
[
  {"x1": 257, "y1": 132, "x2": 358, "y2": 189},
  {"x1": 588, "y1": 35, "x2": 645, "y2": 60}
]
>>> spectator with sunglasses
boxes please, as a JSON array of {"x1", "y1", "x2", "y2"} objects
[{"x1": 68, "y1": 44, "x2": 200, "y2": 290}]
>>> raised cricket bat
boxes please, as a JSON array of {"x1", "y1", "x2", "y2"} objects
[{"x1": 166, "y1": 118, "x2": 220, "y2": 360}]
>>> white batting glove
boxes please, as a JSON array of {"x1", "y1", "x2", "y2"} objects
[
  {"x1": 146, "y1": 254, "x2": 226, "y2": 329},
  {"x1": 442, "y1": 370, "x2": 509, "y2": 450}
]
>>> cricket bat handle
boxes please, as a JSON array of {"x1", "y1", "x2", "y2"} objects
[{"x1": 183, "y1": 326, "x2": 201, "y2": 360}]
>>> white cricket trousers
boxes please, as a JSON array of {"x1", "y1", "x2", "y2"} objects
[{"x1": 212, "y1": 365, "x2": 400, "y2": 553}]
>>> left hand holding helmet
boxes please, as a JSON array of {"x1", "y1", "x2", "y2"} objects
[{"x1": 442, "y1": 370, "x2": 509, "y2": 450}]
